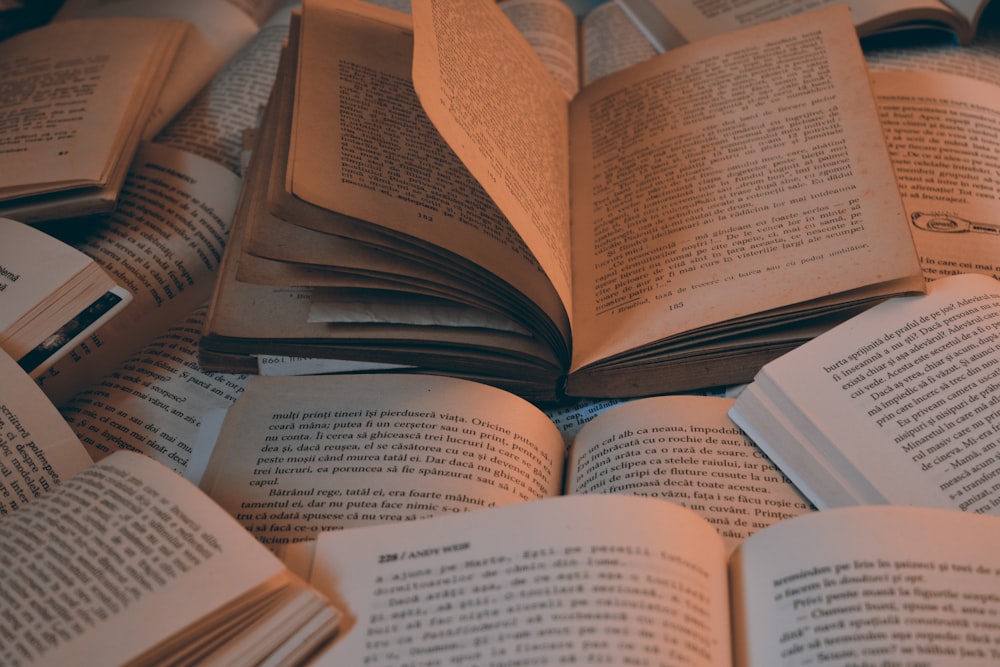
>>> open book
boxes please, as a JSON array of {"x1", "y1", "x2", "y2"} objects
[
  {"x1": 0, "y1": 218, "x2": 130, "y2": 378},
  {"x1": 196, "y1": 372, "x2": 811, "y2": 555},
  {"x1": 50, "y1": 0, "x2": 272, "y2": 139},
  {"x1": 729, "y1": 272, "x2": 1000, "y2": 512},
  {"x1": 0, "y1": 16, "x2": 187, "y2": 223},
  {"x1": 285, "y1": 493, "x2": 1000, "y2": 665},
  {"x1": 0, "y1": 351, "x2": 339, "y2": 666},
  {"x1": 617, "y1": 0, "x2": 994, "y2": 52},
  {"x1": 198, "y1": 0, "x2": 924, "y2": 403}
]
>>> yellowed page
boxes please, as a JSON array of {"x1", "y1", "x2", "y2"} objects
[
  {"x1": 59, "y1": 305, "x2": 249, "y2": 476},
  {"x1": 411, "y1": 0, "x2": 574, "y2": 315},
  {"x1": 569, "y1": 6, "x2": 922, "y2": 368},
  {"x1": 200, "y1": 373, "x2": 565, "y2": 548},
  {"x1": 304, "y1": 494, "x2": 732, "y2": 666},
  {"x1": 499, "y1": 0, "x2": 581, "y2": 98},
  {"x1": 53, "y1": 0, "x2": 261, "y2": 138},
  {"x1": 0, "y1": 351, "x2": 92, "y2": 515},
  {"x1": 0, "y1": 17, "x2": 186, "y2": 199},
  {"x1": 874, "y1": 70, "x2": 1000, "y2": 282},
  {"x1": 154, "y1": 5, "x2": 292, "y2": 175},
  {"x1": 733, "y1": 505, "x2": 1000, "y2": 665},
  {"x1": 0, "y1": 450, "x2": 319, "y2": 666},
  {"x1": 730, "y1": 273, "x2": 1000, "y2": 510},
  {"x1": 37, "y1": 142, "x2": 241, "y2": 407},
  {"x1": 566, "y1": 395, "x2": 812, "y2": 554},
  {"x1": 285, "y1": 0, "x2": 564, "y2": 334}
]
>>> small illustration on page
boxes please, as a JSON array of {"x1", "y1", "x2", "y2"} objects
[{"x1": 911, "y1": 212, "x2": 1000, "y2": 236}]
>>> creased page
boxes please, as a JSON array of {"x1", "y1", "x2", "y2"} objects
[
  {"x1": 566, "y1": 395, "x2": 812, "y2": 554},
  {"x1": 732, "y1": 505, "x2": 1000, "y2": 666},
  {"x1": 305, "y1": 494, "x2": 732, "y2": 666},
  {"x1": 0, "y1": 351, "x2": 92, "y2": 515},
  {"x1": 411, "y1": 0, "x2": 573, "y2": 314},
  {"x1": 569, "y1": 6, "x2": 922, "y2": 368},
  {"x1": 200, "y1": 373, "x2": 565, "y2": 548},
  {"x1": 874, "y1": 70, "x2": 1000, "y2": 282}
]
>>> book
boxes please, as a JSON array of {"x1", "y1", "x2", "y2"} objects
[
  {"x1": 0, "y1": 352, "x2": 339, "y2": 666},
  {"x1": 617, "y1": 0, "x2": 994, "y2": 53},
  {"x1": 0, "y1": 348, "x2": 93, "y2": 512},
  {"x1": 50, "y1": 0, "x2": 272, "y2": 139},
  {"x1": 285, "y1": 492, "x2": 1000, "y2": 665},
  {"x1": 195, "y1": 372, "x2": 812, "y2": 555},
  {"x1": 728, "y1": 272, "x2": 1000, "y2": 512},
  {"x1": 864, "y1": 49, "x2": 1000, "y2": 284},
  {"x1": 0, "y1": 15, "x2": 188, "y2": 223},
  {"x1": 0, "y1": 217, "x2": 131, "y2": 379},
  {"x1": 197, "y1": 0, "x2": 925, "y2": 403}
]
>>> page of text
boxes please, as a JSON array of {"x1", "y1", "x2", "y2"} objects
[
  {"x1": 567, "y1": 395, "x2": 812, "y2": 552},
  {"x1": 733, "y1": 505, "x2": 1000, "y2": 665},
  {"x1": 569, "y1": 6, "x2": 921, "y2": 367},
  {"x1": 305, "y1": 494, "x2": 731, "y2": 666},
  {"x1": 200, "y1": 374, "x2": 565, "y2": 548},
  {"x1": 874, "y1": 70, "x2": 1000, "y2": 281}
]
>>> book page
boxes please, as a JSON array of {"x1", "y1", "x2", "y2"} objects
[
  {"x1": 0, "y1": 219, "x2": 93, "y2": 335},
  {"x1": 37, "y1": 142, "x2": 241, "y2": 407},
  {"x1": 286, "y1": 1, "x2": 566, "y2": 334},
  {"x1": 302, "y1": 494, "x2": 732, "y2": 666},
  {"x1": 866, "y1": 31, "x2": 1000, "y2": 84},
  {"x1": 0, "y1": 351, "x2": 92, "y2": 515},
  {"x1": 732, "y1": 505, "x2": 1000, "y2": 665},
  {"x1": 874, "y1": 70, "x2": 1000, "y2": 282},
  {"x1": 59, "y1": 305, "x2": 249, "y2": 477},
  {"x1": 0, "y1": 219, "x2": 129, "y2": 375},
  {"x1": 0, "y1": 450, "x2": 302, "y2": 666},
  {"x1": 53, "y1": 0, "x2": 262, "y2": 139},
  {"x1": 0, "y1": 17, "x2": 185, "y2": 198},
  {"x1": 411, "y1": 0, "x2": 574, "y2": 313},
  {"x1": 568, "y1": 6, "x2": 922, "y2": 368},
  {"x1": 581, "y1": 0, "x2": 657, "y2": 85},
  {"x1": 200, "y1": 374, "x2": 565, "y2": 548},
  {"x1": 566, "y1": 395, "x2": 812, "y2": 553},
  {"x1": 621, "y1": 0, "x2": 968, "y2": 44},
  {"x1": 154, "y1": 5, "x2": 291, "y2": 174},
  {"x1": 499, "y1": 0, "x2": 581, "y2": 98},
  {"x1": 732, "y1": 273, "x2": 1000, "y2": 510}
]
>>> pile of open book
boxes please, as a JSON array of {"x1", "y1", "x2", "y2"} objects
[{"x1": 4, "y1": 0, "x2": 1000, "y2": 664}]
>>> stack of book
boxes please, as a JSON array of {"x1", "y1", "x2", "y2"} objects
[{"x1": 3, "y1": 0, "x2": 1000, "y2": 664}]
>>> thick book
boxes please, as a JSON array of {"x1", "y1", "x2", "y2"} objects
[
  {"x1": 617, "y1": 0, "x2": 994, "y2": 52},
  {"x1": 285, "y1": 493, "x2": 1000, "y2": 665},
  {"x1": 198, "y1": 0, "x2": 924, "y2": 403},
  {"x1": 729, "y1": 272, "x2": 1000, "y2": 512},
  {"x1": 196, "y1": 372, "x2": 812, "y2": 555},
  {"x1": 0, "y1": 16, "x2": 187, "y2": 223},
  {"x1": 0, "y1": 352, "x2": 340, "y2": 666},
  {"x1": 0, "y1": 218, "x2": 131, "y2": 378}
]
